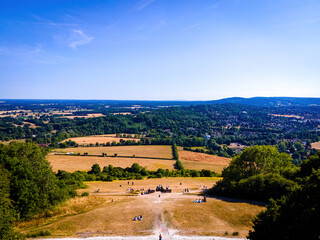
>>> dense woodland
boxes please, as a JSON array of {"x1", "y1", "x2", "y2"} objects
[{"x1": 1, "y1": 101, "x2": 320, "y2": 164}]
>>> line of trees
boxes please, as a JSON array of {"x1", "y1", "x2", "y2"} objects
[
  {"x1": 172, "y1": 143, "x2": 179, "y2": 160},
  {"x1": 56, "y1": 162, "x2": 218, "y2": 183}
]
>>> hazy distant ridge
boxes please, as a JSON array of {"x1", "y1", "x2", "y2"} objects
[{"x1": 0, "y1": 97, "x2": 320, "y2": 107}]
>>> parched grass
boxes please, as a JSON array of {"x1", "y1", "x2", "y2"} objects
[
  {"x1": 17, "y1": 196, "x2": 107, "y2": 231},
  {"x1": 47, "y1": 155, "x2": 176, "y2": 172},
  {"x1": 21, "y1": 196, "x2": 154, "y2": 237},
  {"x1": 178, "y1": 148, "x2": 231, "y2": 174},
  {"x1": 181, "y1": 160, "x2": 228, "y2": 173},
  {"x1": 48, "y1": 145, "x2": 174, "y2": 172},
  {"x1": 0, "y1": 139, "x2": 26, "y2": 145},
  {"x1": 18, "y1": 178, "x2": 262, "y2": 238},
  {"x1": 80, "y1": 177, "x2": 220, "y2": 194},
  {"x1": 62, "y1": 134, "x2": 138, "y2": 145},
  {"x1": 55, "y1": 145, "x2": 172, "y2": 158},
  {"x1": 164, "y1": 198, "x2": 264, "y2": 237},
  {"x1": 311, "y1": 141, "x2": 320, "y2": 150}
]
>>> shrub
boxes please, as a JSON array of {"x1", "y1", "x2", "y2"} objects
[
  {"x1": 81, "y1": 192, "x2": 89, "y2": 197},
  {"x1": 26, "y1": 229, "x2": 51, "y2": 238}
]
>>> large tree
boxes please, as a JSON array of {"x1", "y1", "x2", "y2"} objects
[
  {"x1": 248, "y1": 153, "x2": 320, "y2": 240},
  {"x1": 209, "y1": 145, "x2": 298, "y2": 201}
]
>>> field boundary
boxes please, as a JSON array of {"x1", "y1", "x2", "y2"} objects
[{"x1": 54, "y1": 153, "x2": 174, "y2": 161}]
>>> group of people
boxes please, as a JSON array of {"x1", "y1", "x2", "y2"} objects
[
  {"x1": 193, "y1": 196, "x2": 207, "y2": 203},
  {"x1": 141, "y1": 188, "x2": 154, "y2": 195},
  {"x1": 184, "y1": 188, "x2": 190, "y2": 193},
  {"x1": 133, "y1": 215, "x2": 143, "y2": 221}
]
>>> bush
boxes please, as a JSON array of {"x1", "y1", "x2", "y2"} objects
[
  {"x1": 26, "y1": 229, "x2": 51, "y2": 238},
  {"x1": 81, "y1": 192, "x2": 89, "y2": 197}
]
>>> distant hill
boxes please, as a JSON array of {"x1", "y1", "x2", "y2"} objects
[
  {"x1": 210, "y1": 97, "x2": 320, "y2": 107},
  {"x1": 0, "y1": 97, "x2": 320, "y2": 108}
]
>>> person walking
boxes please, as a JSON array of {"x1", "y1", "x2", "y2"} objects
[{"x1": 159, "y1": 233, "x2": 162, "y2": 240}]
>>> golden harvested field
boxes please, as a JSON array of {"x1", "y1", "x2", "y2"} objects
[
  {"x1": 181, "y1": 161, "x2": 228, "y2": 174},
  {"x1": 48, "y1": 145, "x2": 173, "y2": 172},
  {"x1": 311, "y1": 141, "x2": 320, "y2": 150},
  {"x1": 60, "y1": 113, "x2": 105, "y2": 119},
  {"x1": 112, "y1": 112, "x2": 132, "y2": 115},
  {"x1": 47, "y1": 155, "x2": 175, "y2": 172},
  {"x1": 48, "y1": 146, "x2": 232, "y2": 173},
  {"x1": 269, "y1": 114, "x2": 302, "y2": 119},
  {"x1": 55, "y1": 145, "x2": 172, "y2": 159},
  {"x1": 18, "y1": 178, "x2": 264, "y2": 238},
  {"x1": 62, "y1": 134, "x2": 139, "y2": 145},
  {"x1": 178, "y1": 149, "x2": 231, "y2": 173},
  {"x1": 0, "y1": 110, "x2": 85, "y2": 118},
  {"x1": 0, "y1": 139, "x2": 26, "y2": 145},
  {"x1": 13, "y1": 122, "x2": 38, "y2": 128}
]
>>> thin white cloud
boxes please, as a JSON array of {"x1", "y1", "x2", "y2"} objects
[
  {"x1": 68, "y1": 29, "x2": 94, "y2": 50},
  {"x1": 22, "y1": 15, "x2": 78, "y2": 27},
  {"x1": 209, "y1": 0, "x2": 231, "y2": 9},
  {"x1": 0, "y1": 45, "x2": 42, "y2": 57},
  {"x1": 0, "y1": 45, "x2": 65, "y2": 65},
  {"x1": 181, "y1": 21, "x2": 206, "y2": 31},
  {"x1": 135, "y1": 0, "x2": 155, "y2": 11}
]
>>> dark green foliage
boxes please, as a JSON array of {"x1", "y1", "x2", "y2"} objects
[
  {"x1": 0, "y1": 142, "x2": 82, "y2": 223},
  {"x1": 209, "y1": 145, "x2": 298, "y2": 202},
  {"x1": 88, "y1": 163, "x2": 101, "y2": 174},
  {"x1": 131, "y1": 163, "x2": 141, "y2": 173},
  {"x1": 81, "y1": 192, "x2": 89, "y2": 197},
  {"x1": 175, "y1": 160, "x2": 184, "y2": 170},
  {"x1": 248, "y1": 168, "x2": 320, "y2": 239},
  {"x1": 172, "y1": 143, "x2": 179, "y2": 160},
  {"x1": 296, "y1": 151, "x2": 320, "y2": 178},
  {"x1": 0, "y1": 142, "x2": 83, "y2": 239},
  {"x1": 0, "y1": 142, "x2": 71, "y2": 219},
  {"x1": 25, "y1": 229, "x2": 51, "y2": 238},
  {"x1": 0, "y1": 164, "x2": 24, "y2": 239}
]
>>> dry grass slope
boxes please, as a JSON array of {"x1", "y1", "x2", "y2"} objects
[{"x1": 18, "y1": 178, "x2": 263, "y2": 238}]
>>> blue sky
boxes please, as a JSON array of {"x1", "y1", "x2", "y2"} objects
[{"x1": 0, "y1": 0, "x2": 320, "y2": 100}]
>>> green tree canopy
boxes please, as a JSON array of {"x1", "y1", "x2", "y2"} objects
[
  {"x1": 248, "y1": 163, "x2": 320, "y2": 240},
  {"x1": 0, "y1": 164, "x2": 23, "y2": 239},
  {"x1": 209, "y1": 145, "x2": 298, "y2": 202},
  {"x1": 222, "y1": 145, "x2": 296, "y2": 182},
  {"x1": 0, "y1": 142, "x2": 68, "y2": 219}
]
